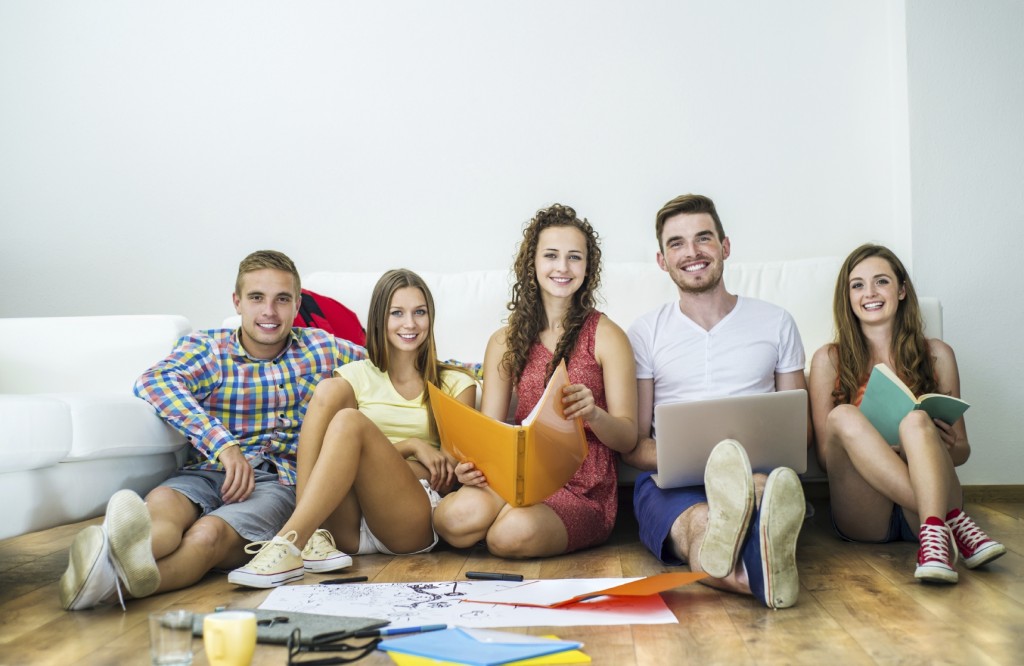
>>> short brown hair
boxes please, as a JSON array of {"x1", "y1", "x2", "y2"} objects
[
  {"x1": 235, "y1": 250, "x2": 301, "y2": 297},
  {"x1": 655, "y1": 194, "x2": 725, "y2": 249}
]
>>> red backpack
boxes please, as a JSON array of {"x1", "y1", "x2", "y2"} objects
[{"x1": 293, "y1": 289, "x2": 366, "y2": 346}]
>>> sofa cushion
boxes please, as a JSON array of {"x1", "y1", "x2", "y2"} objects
[
  {"x1": 305, "y1": 270, "x2": 510, "y2": 363},
  {"x1": 0, "y1": 314, "x2": 191, "y2": 394},
  {"x1": 45, "y1": 393, "x2": 185, "y2": 460},
  {"x1": 0, "y1": 396, "x2": 72, "y2": 473}
]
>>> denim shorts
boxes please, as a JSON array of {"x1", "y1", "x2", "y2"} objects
[
  {"x1": 158, "y1": 463, "x2": 296, "y2": 542},
  {"x1": 830, "y1": 503, "x2": 917, "y2": 543},
  {"x1": 633, "y1": 472, "x2": 708, "y2": 565}
]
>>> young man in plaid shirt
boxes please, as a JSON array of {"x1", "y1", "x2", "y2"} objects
[{"x1": 60, "y1": 250, "x2": 365, "y2": 610}]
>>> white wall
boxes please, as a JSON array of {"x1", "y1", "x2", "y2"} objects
[
  {"x1": 1, "y1": 2, "x2": 1018, "y2": 484},
  {"x1": 1, "y1": 1, "x2": 897, "y2": 329},
  {"x1": 905, "y1": 0, "x2": 1024, "y2": 484}
]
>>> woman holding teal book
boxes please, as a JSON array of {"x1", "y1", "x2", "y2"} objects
[{"x1": 809, "y1": 244, "x2": 1004, "y2": 584}]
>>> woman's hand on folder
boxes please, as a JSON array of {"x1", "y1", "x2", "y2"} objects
[
  {"x1": 561, "y1": 384, "x2": 598, "y2": 421},
  {"x1": 455, "y1": 461, "x2": 488, "y2": 488}
]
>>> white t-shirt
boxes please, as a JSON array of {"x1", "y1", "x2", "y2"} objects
[{"x1": 628, "y1": 296, "x2": 805, "y2": 435}]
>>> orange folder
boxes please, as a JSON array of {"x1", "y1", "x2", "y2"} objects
[{"x1": 428, "y1": 360, "x2": 587, "y2": 507}]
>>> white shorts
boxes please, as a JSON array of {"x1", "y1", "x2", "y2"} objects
[{"x1": 356, "y1": 479, "x2": 441, "y2": 555}]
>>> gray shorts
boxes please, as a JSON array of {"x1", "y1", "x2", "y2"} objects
[{"x1": 159, "y1": 465, "x2": 296, "y2": 542}]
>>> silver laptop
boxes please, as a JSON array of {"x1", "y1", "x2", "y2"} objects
[{"x1": 651, "y1": 389, "x2": 808, "y2": 489}]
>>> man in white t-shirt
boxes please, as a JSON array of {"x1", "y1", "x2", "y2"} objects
[{"x1": 622, "y1": 194, "x2": 808, "y2": 609}]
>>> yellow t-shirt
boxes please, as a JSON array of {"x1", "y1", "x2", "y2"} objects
[{"x1": 334, "y1": 360, "x2": 477, "y2": 448}]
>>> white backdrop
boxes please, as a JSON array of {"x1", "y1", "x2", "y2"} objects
[
  {"x1": 1, "y1": 1, "x2": 1020, "y2": 484},
  {"x1": 1, "y1": 0, "x2": 900, "y2": 328}
]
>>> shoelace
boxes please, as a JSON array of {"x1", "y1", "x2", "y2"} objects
[
  {"x1": 307, "y1": 529, "x2": 337, "y2": 555},
  {"x1": 947, "y1": 512, "x2": 987, "y2": 550},
  {"x1": 243, "y1": 531, "x2": 298, "y2": 563},
  {"x1": 919, "y1": 524, "x2": 958, "y2": 567},
  {"x1": 113, "y1": 576, "x2": 126, "y2": 611}
]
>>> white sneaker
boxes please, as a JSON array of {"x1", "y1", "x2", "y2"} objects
[
  {"x1": 228, "y1": 530, "x2": 304, "y2": 588},
  {"x1": 60, "y1": 525, "x2": 118, "y2": 610},
  {"x1": 105, "y1": 490, "x2": 160, "y2": 599},
  {"x1": 302, "y1": 529, "x2": 353, "y2": 573}
]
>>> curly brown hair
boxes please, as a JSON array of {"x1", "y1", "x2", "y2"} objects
[
  {"x1": 502, "y1": 204, "x2": 602, "y2": 385},
  {"x1": 830, "y1": 244, "x2": 937, "y2": 406}
]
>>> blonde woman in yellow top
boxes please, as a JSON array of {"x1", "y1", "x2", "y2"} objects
[{"x1": 229, "y1": 269, "x2": 476, "y2": 588}]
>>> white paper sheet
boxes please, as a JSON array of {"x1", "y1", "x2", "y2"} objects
[
  {"x1": 258, "y1": 579, "x2": 679, "y2": 629},
  {"x1": 460, "y1": 577, "x2": 642, "y2": 607}
]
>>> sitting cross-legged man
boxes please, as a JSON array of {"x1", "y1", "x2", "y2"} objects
[
  {"x1": 623, "y1": 194, "x2": 810, "y2": 609},
  {"x1": 59, "y1": 250, "x2": 364, "y2": 610}
]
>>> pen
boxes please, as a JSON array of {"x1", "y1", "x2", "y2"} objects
[
  {"x1": 319, "y1": 576, "x2": 368, "y2": 585},
  {"x1": 465, "y1": 571, "x2": 524, "y2": 582},
  {"x1": 353, "y1": 624, "x2": 447, "y2": 638}
]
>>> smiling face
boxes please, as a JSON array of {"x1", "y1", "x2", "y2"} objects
[
  {"x1": 386, "y1": 286, "x2": 430, "y2": 354},
  {"x1": 232, "y1": 268, "x2": 300, "y2": 359},
  {"x1": 656, "y1": 212, "x2": 730, "y2": 295},
  {"x1": 848, "y1": 256, "x2": 906, "y2": 325},
  {"x1": 533, "y1": 225, "x2": 588, "y2": 300}
]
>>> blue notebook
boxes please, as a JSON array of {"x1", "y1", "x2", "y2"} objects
[{"x1": 378, "y1": 628, "x2": 581, "y2": 666}]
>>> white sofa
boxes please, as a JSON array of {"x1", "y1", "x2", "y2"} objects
[
  {"x1": 0, "y1": 315, "x2": 191, "y2": 539},
  {"x1": 1, "y1": 259, "x2": 942, "y2": 540},
  {"x1": 302, "y1": 258, "x2": 942, "y2": 484}
]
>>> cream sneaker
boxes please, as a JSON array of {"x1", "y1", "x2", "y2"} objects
[
  {"x1": 60, "y1": 525, "x2": 119, "y2": 610},
  {"x1": 302, "y1": 529, "x2": 353, "y2": 573},
  {"x1": 228, "y1": 530, "x2": 304, "y2": 588},
  {"x1": 699, "y1": 439, "x2": 755, "y2": 579},
  {"x1": 105, "y1": 490, "x2": 160, "y2": 599}
]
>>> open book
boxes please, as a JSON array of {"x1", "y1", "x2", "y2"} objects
[
  {"x1": 427, "y1": 359, "x2": 587, "y2": 507},
  {"x1": 859, "y1": 363, "x2": 970, "y2": 446}
]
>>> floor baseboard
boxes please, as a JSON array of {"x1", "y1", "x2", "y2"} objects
[{"x1": 962, "y1": 484, "x2": 1024, "y2": 502}]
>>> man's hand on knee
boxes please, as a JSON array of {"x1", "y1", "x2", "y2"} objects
[{"x1": 219, "y1": 446, "x2": 255, "y2": 504}]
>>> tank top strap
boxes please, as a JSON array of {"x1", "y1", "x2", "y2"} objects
[{"x1": 577, "y1": 309, "x2": 602, "y2": 356}]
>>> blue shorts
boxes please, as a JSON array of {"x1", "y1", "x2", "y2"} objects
[
  {"x1": 830, "y1": 503, "x2": 917, "y2": 543},
  {"x1": 633, "y1": 472, "x2": 708, "y2": 565},
  {"x1": 159, "y1": 462, "x2": 296, "y2": 542}
]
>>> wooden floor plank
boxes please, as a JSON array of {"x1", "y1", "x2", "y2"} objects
[{"x1": 2, "y1": 499, "x2": 1023, "y2": 664}]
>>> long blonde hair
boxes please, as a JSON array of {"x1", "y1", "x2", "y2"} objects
[
  {"x1": 365, "y1": 270, "x2": 471, "y2": 429},
  {"x1": 831, "y1": 244, "x2": 937, "y2": 406}
]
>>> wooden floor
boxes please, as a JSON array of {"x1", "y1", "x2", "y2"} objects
[{"x1": 1, "y1": 496, "x2": 1022, "y2": 665}]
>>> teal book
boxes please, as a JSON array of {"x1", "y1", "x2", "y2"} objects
[{"x1": 859, "y1": 364, "x2": 969, "y2": 446}]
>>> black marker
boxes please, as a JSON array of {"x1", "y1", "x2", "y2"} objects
[
  {"x1": 465, "y1": 571, "x2": 524, "y2": 582},
  {"x1": 320, "y1": 576, "x2": 368, "y2": 585}
]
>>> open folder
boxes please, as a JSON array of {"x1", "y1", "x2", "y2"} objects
[
  {"x1": 460, "y1": 573, "x2": 707, "y2": 609},
  {"x1": 378, "y1": 628, "x2": 582, "y2": 666},
  {"x1": 428, "y1": 360, "x2": 587, "y2": 507}
]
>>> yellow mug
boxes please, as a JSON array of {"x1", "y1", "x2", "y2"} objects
[{"x1": 203, "y1": 610, "x2": 257, "y2": 666}]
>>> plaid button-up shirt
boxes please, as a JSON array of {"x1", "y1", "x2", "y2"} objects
[{"x1": 134, "y1": 327, "x2": 365, "y2": 485}]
